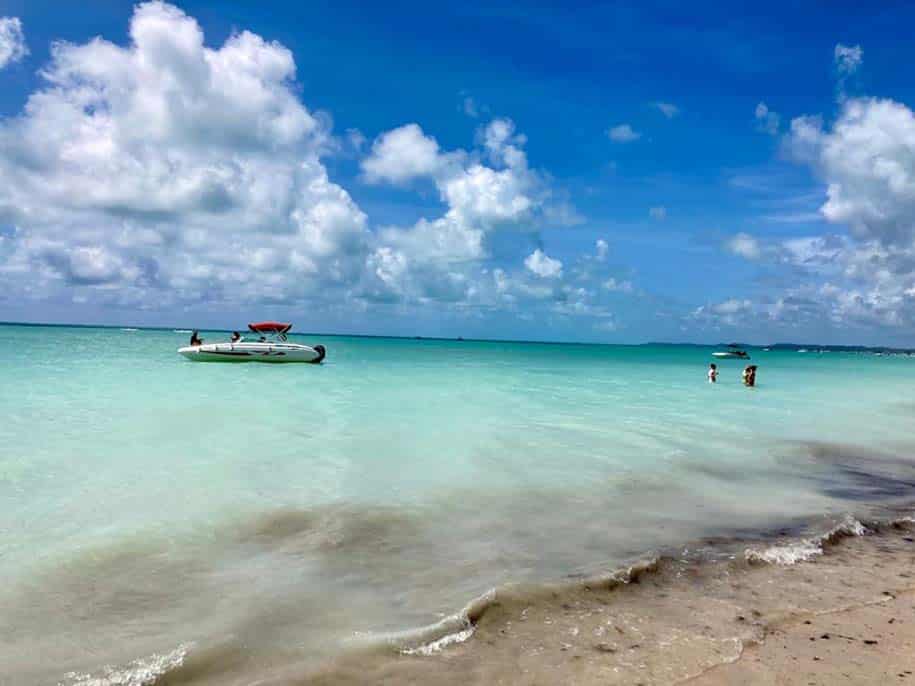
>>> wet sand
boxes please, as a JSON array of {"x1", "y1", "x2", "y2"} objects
[{"x1": 271, "y1": 518, "x2": 915, "y2": 686}]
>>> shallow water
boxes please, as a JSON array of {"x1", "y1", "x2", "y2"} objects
[{"x1": 1, "y1": 324, "x2": 914, "y2": 684}]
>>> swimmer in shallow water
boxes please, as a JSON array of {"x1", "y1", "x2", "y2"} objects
[
  {"x1": 708, "y1": 363, "x2": 718, "y2": 383},
  {"x1": 742, "y1": 365, "x2": 757, "y2": 387}
]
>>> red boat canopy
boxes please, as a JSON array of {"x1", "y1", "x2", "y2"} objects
[{"x1": 248, "y1": 321, "x2": 292, "y2": 334}]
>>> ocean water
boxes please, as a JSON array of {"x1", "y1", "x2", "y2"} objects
[{"x1": 2, "y1": 324, "x2": 914, "y2": 684}]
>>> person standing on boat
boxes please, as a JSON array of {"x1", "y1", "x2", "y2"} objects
[
  {"x1": 231, "y1": 331, "x2": 241, "y2": 343},
  {"x1": 190, "y1": 330, "x2": 203, "y2": 346}
]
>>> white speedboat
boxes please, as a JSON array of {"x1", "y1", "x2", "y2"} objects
[
  {"x1": 178, "y1": 322, "x2": 325, "y2": 363},
  {"x1": 712, "y1": 349, "x2": 750, "y2": 359}
]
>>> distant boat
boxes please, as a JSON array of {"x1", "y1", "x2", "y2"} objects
[
  {"x1": 712, "y1": 350, "x2": 749, "y2": 359},
  {"x1": 174, "y1": 329, "x2": 192, "y2": 333},
  {"x1": 798, "y1": 349, "x2": 808, "y2": 353},
  {"x1": 121, "y1": 328, "x2": 139, "y2": 332},
  {"x1": 713, "y1": 344, "x2": 749, "y2": 359}
]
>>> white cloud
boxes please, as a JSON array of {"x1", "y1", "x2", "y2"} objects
[
  {"x1": 788, "y1": 97, "x2": 915, "y2": 247},
  {"x1": 713, "y1": 298, "x2": 752, "y2": 315},
  {"x1": 0, "y1": 17, "x2": 27, "y2": 69},
  {"x1": 648, "y1": 206, "x2": 667, "y2": 220},
  {"x1": 834, "y1": 44, "x2": 862, "y2": 75},
  {"x1": 441, "y1": 162, "x2": 533, "y2": 227},
  {"x1": 378, "y1": 217, "x2": 484, "y2": 265},
  {"x1": 0, "y1": 3, "x2": 625, "y2": 334},
  {"x1": 360, "y1": 118, "x2": 574, "y2": 302},
  {"x1": 0, "y1": 2, "x2": 368, "y2": 308},
  {"x1": 834, "y1": 44, "x2": 863, "y2": 100},
  {"x1": 712, "y1": 71, "x2": 915, "y2": 333},
  {"x1": 603, "y1": 277, "x2": 633, "y2": 293},
  {"x1": 345, "y1": 128, "x2": 366, "y2": 151},
  {"x1": 595, "y1": 239, "x2": 609, "y2": 261},
  {"x1": 691, "y1": 298, "x2": 756, "y2": 327},
  {"x1": 726, "y1": 232, "x2": 761, "y2": 260},
  {"x1": 607, "y1": 124, "x2": 641, "y2": 143},
  {"x1": 361, "y1": 123, "x2": 446, "y2": 184},
  {"x1": 755, "y1": 101, "x2": 780, "y2": 135},
  {"x1": 654, "y1": 102, "x2": 679, "y2": 118},
  {"x1": 462, "y1": 96, "x2": 479, "y2": 118},
  {"x1": 524, "y1": 249, "x2": 563, "y2": 278}
]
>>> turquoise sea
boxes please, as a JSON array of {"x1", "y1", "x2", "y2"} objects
[{"x1": 2, "y1": 323, "x2": 914, "y2": 684}]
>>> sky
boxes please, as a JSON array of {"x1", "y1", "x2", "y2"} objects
[{"x1": 1, "y1": 1, "x2": 915, "y2": 344}]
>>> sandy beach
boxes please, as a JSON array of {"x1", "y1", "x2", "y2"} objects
[{"x1": 272, "y1": 517, "x2": 915, "y2": 686}]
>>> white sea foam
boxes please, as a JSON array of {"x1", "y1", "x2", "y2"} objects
[
  {"x1": 745, "y1": 540, "x2": 823, "y2": 565},
  {"x1": 400, "y1": 622, "x2": 476, "y2": 656},
  {"x1": 61, "y1": 643, "x2": 192, "y2": 686},
  {"x1": 745, "y1": 515, "x2": 868, "y2": 566}
]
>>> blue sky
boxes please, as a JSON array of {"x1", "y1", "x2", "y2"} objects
[{"x1": 1, "y1": 1, "x2": 915, "y2": 344}]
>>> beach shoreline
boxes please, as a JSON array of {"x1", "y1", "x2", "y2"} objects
[
  {"x1": 290, "y1": 515, "x2": 915, "y2": 685},
  {"x1": 86, "y1": 512, "x2": 912, "y2": 686}
]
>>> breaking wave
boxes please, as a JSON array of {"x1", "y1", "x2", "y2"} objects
[
  {"x1": 745, "y1": 514, "x2": 869, "y2": 565},
  {"x1": 60, "y1": 643, "x2": 192, "y2": 686},
  {"x1": 378, "y1": 557, "x2": 661, "y2": 657}
]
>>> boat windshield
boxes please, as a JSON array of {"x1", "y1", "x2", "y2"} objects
[{"x1": 243, "y1": 332, "x2": 289, "y2": 342}]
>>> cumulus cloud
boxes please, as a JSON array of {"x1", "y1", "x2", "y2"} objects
[
  {"x1": 755, "y1": 101, "x2": 780, "y2": 135},
  {"x1": 0, "y1": 2, "x2": 368, "y2": 308},
  {"x1": 726, "y1": 232, "x2": 761, "y2": 260},
  {"x1": 607, "y1": 124, "x2": 641, "y2": 143},
  {"x1": 0, "y1": 2, "x2": 632, "y2": 335},
  {"x1": 0, "y1": 17, "x2": 27, "y2": 69},
  {"x1": 524, "y1": 249, "x2": 563, "y2": 278},
  {"x1": 654, "y1": 102, "x2": 679, "y2": 118},
  {"x1": 711, "y1": 228, "x2": 915, "y2": 332},
  {"x1": 361, "y1": 124, "x2": 447, "y2": 184},
  {"x1": 361, "y1": 117, "x2": 576, "y2": 302},
  {"x1": 788, "y1": 97, "x2": 915, "y2": 247}
]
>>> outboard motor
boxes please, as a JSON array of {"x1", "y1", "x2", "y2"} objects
[{"x1": 312, "y1": 344, "x2": 326, "y2": 364}]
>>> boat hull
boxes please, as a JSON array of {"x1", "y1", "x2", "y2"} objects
[
  {"x1": 178, "y1": 342, "x2": 325, "y2": 363},
  {"x1": 712, "y1": 352, "x2": 749, "y2": 359}
]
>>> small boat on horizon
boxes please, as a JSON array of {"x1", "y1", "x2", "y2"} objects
[
  {"x1": 712, "y1": 345, "x2": 750, "y2": 359},
  {"x1": 178, "y1": 322, "x2": 325, "y2": 363},
  {"x1": 712, "y1": 350, "x2": 750, "y2": 359}
]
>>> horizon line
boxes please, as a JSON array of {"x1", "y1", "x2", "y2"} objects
[{"x1": 1, "y1": 319, "x2": 913, "y2": 352}]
